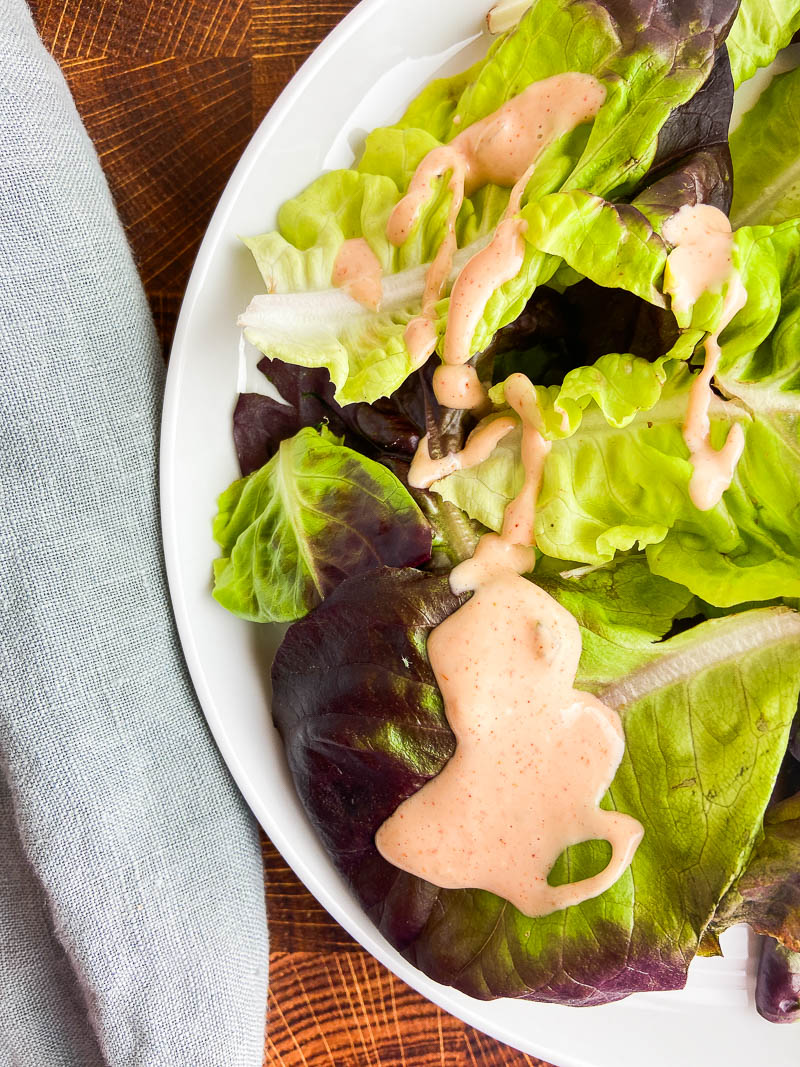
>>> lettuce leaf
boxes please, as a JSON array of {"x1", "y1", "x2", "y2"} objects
[
  {"x1": 731, "y1": 66, "x2": 800, "y2": 226},
  {"x1": 639, "y1": 45, "x2": 734, "y2": 207},
  {"x1": 521, "y1": 191, "x2": 668, "y2": 307},
  {"x1": 490, "y1": 285, "x2": 681, "y2": 390},
  {"x1": 756, "y1": 940, "x2": 800, "y2": 1023},
  {"x1": 233, "y1": 356, "x2": 426, "y2": 475},
  {"x1": 272, "y1": 565, "x2": 800, "y2": 1002},
  {"x1": 726, "y1": 0, "x2": 800, "y2": 87},
  {"x1": 486, "y1": 339, "x2": 692, "y2": 443},
  {"x1": 464, "y1": 188, "x2": 672, "y2": 361},
  {"x1": 717, "y1": 220, "x2": 800, "y2": 388},
  {"x1": 634, "y1": 145, "x2": 734, "y2": 225},
  {"x1": 239, "y1": 0, "x2": 737, "y2": 404},
  {"x1": 534, "y1": 555, "x2": 700, "y2": 688},
  {"x1": 212, "y1": 427, "x2": 431, "y2": 622},
  {"x1": 489, "y1": 13, "x2": 737, "y2": 210}
]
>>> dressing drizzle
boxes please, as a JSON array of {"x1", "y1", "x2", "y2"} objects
[
  {"x1": 331, "y1": 237, "x2": 384, "y2": 310},
  {"x1": 662, "y1": 204, "x2": 748, "y2": 511},
  {"x1": 408, "y1": 416, "x2": 516, "y2": 489}
]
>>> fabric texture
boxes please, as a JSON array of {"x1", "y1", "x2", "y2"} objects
[{"x1": 0, "y1": 3, "x2": 269, "y2": 1064}]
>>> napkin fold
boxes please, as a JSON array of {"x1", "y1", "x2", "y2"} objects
[{"x1": 0, "y1": 3, "x2": 268, "y2": 1064}]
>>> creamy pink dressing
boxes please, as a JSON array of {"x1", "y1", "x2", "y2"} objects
[
  {"x1": 501, "y1": 374, "x2": 550, "y2": 546},
  {"x1": 442, "y1": 215, "x2": 528, "y2": 373},
  {"x1": 331, "y1": 237, "x2": 383, "y2": 310},
  {"x1": 432, "y1": 363, "x2": 488, "y2": 410},
  {"x1": 377, "y1": 373, "x2": 644, "y2": 917},
  {"x1": 407, "y1": 416, "x2": 516, "y2": 490},
  {"x1": 663, "y1": 204, "x2": 748, "y2": 511},
  {"x1": 386, "y1": 73, "x2": 606, "y2": 374}
]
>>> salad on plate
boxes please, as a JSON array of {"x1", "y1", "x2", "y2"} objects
[{"x1": 211, "y1": 0, "x2": 800, "y2": 1021}]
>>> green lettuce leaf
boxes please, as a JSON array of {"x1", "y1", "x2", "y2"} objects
[
  {"x1": 273, "y1": 562, "x2": 800, "y2": 1002},
  {"x1": 665, "y1": 222, "x2": 788, "y2": 371},
  {"x1": 239, "y1": 0, "x2": 735, "y2": 404},
  {"x1": 731, "y1": 66, "x2": 800, "y2": 226},
  {"x1": 521, "y1": 191, "x2": 668, "y2": 307},
  {"x1": 212, "y1": 427, "x2": 431, "y2": 622},
  {"x1": 487, "y1": 341, "x2": 693, "y2": 442},
  {"x1": 718, "y1": 220, "x2": 800, "y2": 388},
  {"x1": 239, "y1": 169, "x2": 471, "y2": 406},
  {"x1": 466, "y1": 188, "x2": 672, "y2": 360},
  {"x1": 726, "y1": 0, "x2": 800, "y2": 88}
]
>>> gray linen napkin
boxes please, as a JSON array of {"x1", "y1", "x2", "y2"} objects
[{"x1": 0, "y1": 2, "x2": 268, "y2": 1064}]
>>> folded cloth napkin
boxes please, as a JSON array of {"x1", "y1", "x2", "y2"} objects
[{"x1": 0, "y1": 3, "x2": 268, "y2": 1064}]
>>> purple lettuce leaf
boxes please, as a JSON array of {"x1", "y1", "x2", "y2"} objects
[
  {"x1": 790, "y1": 712, "x2": 800, "y2": 764},
  {"x1": 634, "y1": 143, "x2": 733, "y2": 221},
  {"x1": 485, "y1": 274, "x2": 680, "y2": 378},
  {"x1": 757, "y1": 940, "x2": 800, "y2": 1024},
  {"x1": 638, "y1": 44, "x2": 735, "y2": 215},
  {"x1": 272, "y1": 567, "x2": 466, "y2": 950},
  {"x1": 601, "y1": 0, "x2": 739, "y2": 55},
  {"x1": 563, "y1": 280, "x2": 681, "y2": 366},
  {"x1": 233, "y1": 392, "x2": 316, "y2": 477},
  {"x1": 234, "y1": 356, "x2": 426, "y2": 476}
]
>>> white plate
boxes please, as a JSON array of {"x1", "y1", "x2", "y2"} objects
[{"x1": 160, "y1": 4, "x2": 800, "y2": 1064}]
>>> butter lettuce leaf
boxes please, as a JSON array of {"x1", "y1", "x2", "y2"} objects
[
  {"x1": 239, "y1": 168, "x2": 460, "y2": 406},
  {"x1": 272, "y1": 566, "x2": 800, "y2": 1002},
  {"x1": 718, "y1": 220, "x2": 800, "y2": 389},
  {"x1": 731, "y1": 66, "x2": 800, "y2": 226},
  {"x1": 521, "y1": 191, "x2": 668, "y2": 308},
  {"x1": 239, "y1": 0, "x2": 737, "y2": 404},
  {"x1": 726, "y1": 0, "x2": 800, "y2": 87},
  {"x1": 486, "y1": 338, "x2": 695, "y2": 444},
  {"x1": 233, "y1": 355, "x2": 427, "y2": 475},
  {"x1": 212, "y1": 427, "x2": 431, "y2": 622}
]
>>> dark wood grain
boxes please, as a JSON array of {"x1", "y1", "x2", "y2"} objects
[{"x1": 32, "y1": 2, "x2": 559, "y2": 1062}]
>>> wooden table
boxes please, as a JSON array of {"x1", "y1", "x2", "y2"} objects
[{"x1": 30, "y1": 2, "x2": 557, "y2": 1062}]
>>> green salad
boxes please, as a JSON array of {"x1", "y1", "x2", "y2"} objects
[{"x1": 212, "y1": 0, "x2": 800, "y2": 1018}]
